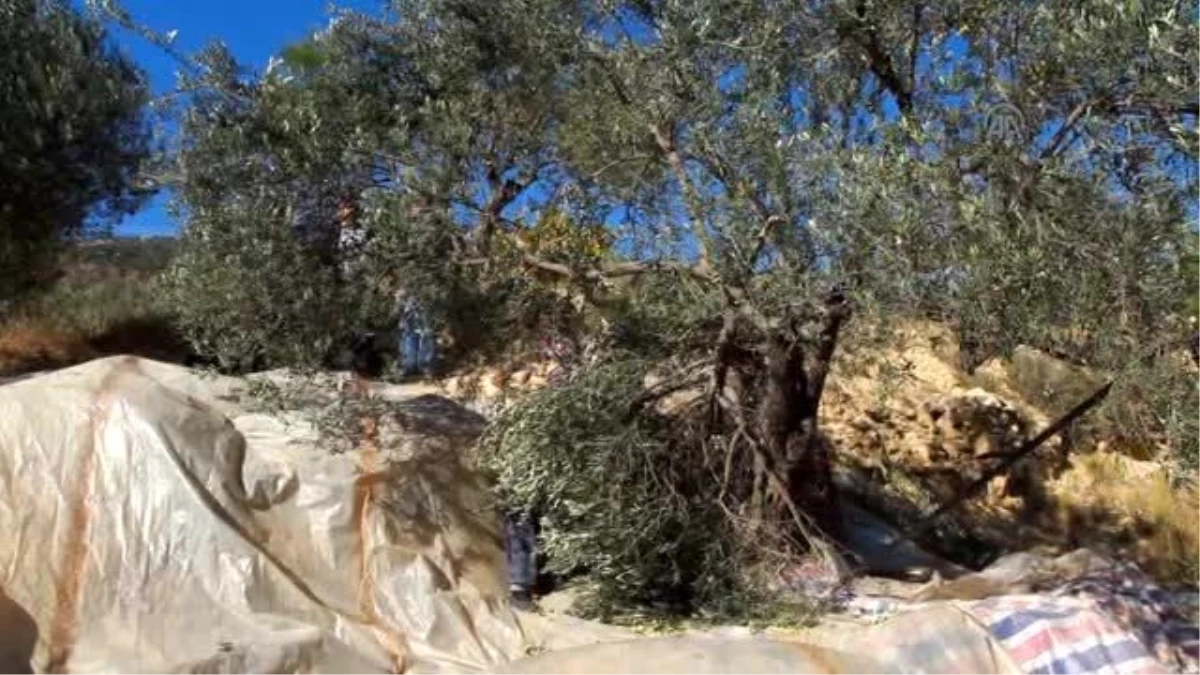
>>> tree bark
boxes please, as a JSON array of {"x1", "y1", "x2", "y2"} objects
[{"x1": 756, "y1": 290, "x2": 850, "y2": 541}]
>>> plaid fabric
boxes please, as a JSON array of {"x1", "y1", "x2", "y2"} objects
[
  {"x1": 966, "y1": 595, "x2": 1166, "y2": 674},
  {"x1": 962, "y1": 560, "x2": 1199, "y2": 675},
  {"x1": 1053, "y1": 563, "x2": 1199, "y2": 674}
]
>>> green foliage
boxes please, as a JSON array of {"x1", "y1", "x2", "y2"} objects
[
  {"x1": 1, "y1": 237, "x2": 184, "y2": 375},
  {"x1": 1104, "y1": 359, "x2": 1198, "y2": 479},
  {"x1": 20, "y1": 259, "x2": 168, "y2": 339},
  {"x1": 7, "y1": 238, "x2": 175, "y2": 336},
  {"x1": 73, "y1": 237, "x2": 177, "y2": 272},
  {"x1": 480, "y1": 357, "x2": 749, "y2": 615},
  {"x1": 166, "y1": 199, "x2": 344, "y2": 371},
  {"x1": 0, "y1": 0, "x2": 150, "y2": 302},
  {"x1": 146, "y1": 0, "x2": 1198, "y2": 612},
  {"x1": 161, "y1": 32, "x2": 403, "y2": 369}
]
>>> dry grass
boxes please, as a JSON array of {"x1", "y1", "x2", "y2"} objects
[
  {"x1": 0, "y1": 318, "x2": 95, "y2": 375},
  {"x1": 1051, "y1": 452, "x2": 1199, "y2": 584},
  {"x1": 0, "y1": 240, "x2": 191, "y2": 377},
  {"x1": 819, "y1": 321, "x2": 1198, "y2": 585}
]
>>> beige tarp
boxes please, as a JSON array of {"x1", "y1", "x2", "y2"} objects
[
  {"x1": 0, "y1": 357, "x2": 522, "y2": 673},
  {"x1": 0, "y1": 356, "x2": 1029, "y2": 674},
  {"x1": 494, "y1": 635, "x2": 887, "y2": 673},
  {"x1": 506, "y1": 609, "x2": 1021, "y2": 674}
]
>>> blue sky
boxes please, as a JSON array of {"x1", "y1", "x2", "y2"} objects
[{"x1": 111, "y1": 0, "x2": 382, "y2": 236}]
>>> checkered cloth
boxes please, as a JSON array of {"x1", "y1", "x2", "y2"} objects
[
  {"x1": 966, "y1": 595, "x2": 1166, "y2": 674},
  {"x1": 962, "y1": 563, "x2": 1198, "y2": 674}
]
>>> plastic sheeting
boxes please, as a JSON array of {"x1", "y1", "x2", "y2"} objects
[
  {"x1": 4, "y1": 356, "x2": 1186, "y2": 674},
  {"x1": 794, "y1": 606, "x2": 1023, "y2": 674},
  {"x1": 0, "y1": 357, "x2": 524, "y2": 673},
  {"x1": 511, "y1": 605, "x2": 1027, "y2": 672},
  {"x1": 495, "y1": 635, "x2": 887, "y2": 673}
]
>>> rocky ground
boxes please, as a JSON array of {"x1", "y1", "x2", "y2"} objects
[{"x1": 437, "y1": 320, "x2": 1199, "y2": 586}]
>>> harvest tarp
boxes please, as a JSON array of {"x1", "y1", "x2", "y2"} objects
[{"x1": 2, "y1": 357, "x2": 1189, "y2": 674}]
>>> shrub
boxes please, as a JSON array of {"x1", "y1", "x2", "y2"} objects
[{"x1": 165, "y1": 203, "x2": 345, "y2": 372}]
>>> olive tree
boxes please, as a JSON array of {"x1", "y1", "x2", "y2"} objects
[
  {"x1": 0, "y1": 0, "x2": 150, "y2": 302},
  {"x1": 415, "y1": 0, "x2": 1195, "y2": 603},
  {"x1": 158, "y1": 0, "x2": 1196, "y2": 606}
]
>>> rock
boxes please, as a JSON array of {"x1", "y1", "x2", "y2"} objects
[
  {"x1": 850, "y1": 417, "x2": 875, "y2": 432},
  {"x1": 923, "y1": 388, "x2": 1031, "y2": 458},
  {"x1": 865, "y1": 406, "x2": 889, "y2": 423}
]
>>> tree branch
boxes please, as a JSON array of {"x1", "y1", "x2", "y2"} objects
[
  {"x1": 718, "y1": 392, "x2": 831, "y2": 546},
  {"x1": 804, "y1": 287, "x2": 852, "y2": 408},
  {"x1": 587, "y1": 155, "x2": 654, "y2": 181},
  {"x1": 474, "y1": 159, "x2": 548, "y2": 253},
  {"x1": 513, "y1": 240, "x2": 713, "y2": 284},
  {"x1": 908, "y1": 3, "x2": 923, "y2": 95},
  {"x1": 1101, "y1": 97, "x2": 1199, "y2": 118},
  {"x1": 708, "y1": 311, "x2": 740, "y2": 429},
  {"x1": 1039, "y1": 99, "x2": 1093, "y2": 161},
  {"x1": 690, "y1": 147, "x2": 784, "y2": 276},
  {"x1": 649, "y1": 121, "x2": 717, "y2": 273},
  {"x1": 845, "y1": 0, "x2": 913, "y2": 113}
]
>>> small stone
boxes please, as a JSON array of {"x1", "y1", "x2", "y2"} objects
[{"x1": 851, "y1": 417, "x2": 875, "y2": 432}]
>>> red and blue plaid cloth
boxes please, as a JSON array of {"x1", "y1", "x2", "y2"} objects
[{"x1": 963, "y1": 563, "x2": 1199, "y2": 674}]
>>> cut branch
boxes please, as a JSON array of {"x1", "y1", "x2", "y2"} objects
[
  {"x1": 625, "y1": 358, "x2": 713, "y2": 421},
  {"x1": 721, "y1": 393, "x2": 831, "y2": 548}
]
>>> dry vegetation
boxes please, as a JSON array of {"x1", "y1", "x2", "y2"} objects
[
  {"x1": 459, "y1": 320, "x2": 1199, "y2": 587},
  {"x1": 1053, "y1": 452, "x2": 1199, "y2": 583},
  {"x1": 818, "y1": 323, "x2": 1198, "y2": 586},
  {"x1": 0, "y1": 318, "x2": 95, "y2": 375},
  {"x1": 0, "y1": 238, "x2": 187, "y2": 376}
]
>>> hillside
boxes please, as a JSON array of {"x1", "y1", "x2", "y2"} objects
[
  {"x1": 442, "y1": 321, "x2": 1199, "y2": 585},
  {"x1": 0, "y1": 237, "x2": 186, "y2": 375}
]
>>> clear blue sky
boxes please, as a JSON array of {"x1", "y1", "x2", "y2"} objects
[{"x1": 111, "y1": 0, "x2": 382, "y2": 236}]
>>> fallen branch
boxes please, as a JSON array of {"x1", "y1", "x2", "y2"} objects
[
  {"x1": 624, "y1": 358, "x2": 712, "y2": 421},
  {"x1": 718, "y1": 393, "x2": 832, "y2": 556}
]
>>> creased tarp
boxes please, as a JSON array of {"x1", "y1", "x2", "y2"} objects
[
  {"x1": 792, "y1": 605, "x2": 1023, "y2": 674},
  {"x1": 494, "y1": 635, "x2": 887, "y2": 674},
  {"x1": 946, "y1": 552, "x2": 1198, "y2": 674},
  {"x1": 0, "y1": 356, "x2": 525, "y2": 673},
  {"x1": 508, "y1": 609, "x2": 1022, "y2": 674},
  {"x1": 9, "y1": 355, "x2": 1169, "y2": 675}
]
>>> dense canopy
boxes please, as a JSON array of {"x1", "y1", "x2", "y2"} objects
[{"x1": 113, "y1": 0, "x2": 1200, "y2": 610}]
